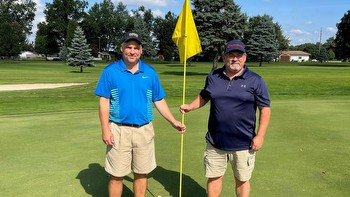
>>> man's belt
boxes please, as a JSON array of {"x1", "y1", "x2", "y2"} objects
[{"x1": 115, "y1": 122, "x2": 149, "y2": 128}]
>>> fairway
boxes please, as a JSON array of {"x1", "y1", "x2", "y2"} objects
[{"x1": 0, "y1": 60, "x2": 350, "y2": 196}]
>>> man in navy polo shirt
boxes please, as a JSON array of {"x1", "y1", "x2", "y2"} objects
[
  {"x1": 180, "y1": 39, "x2": 271, "y2": 197},
  {"x1": 95, "y1": 31, "x2": 186, "y2": 197}
]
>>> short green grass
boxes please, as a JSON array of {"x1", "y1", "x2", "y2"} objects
[{"x1": 0, "y1": 60, "x2": 349, "y2": 196}]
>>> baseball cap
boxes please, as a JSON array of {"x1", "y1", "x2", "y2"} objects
[
  {"x1": 224, "y1": 40, "x2": 246, "y2": 53},
  {"x1": 122, "y1": 32, "x2": 142, "y2": 45}
]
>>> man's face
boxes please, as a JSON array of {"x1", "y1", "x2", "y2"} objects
[
  {"x1": 121, "y1": 40, "x2": 142, "y2": 64},
  {"x1": 223, "y1": 51, "x2": 246, "y2": 73}
]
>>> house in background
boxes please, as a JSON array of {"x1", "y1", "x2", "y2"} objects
[
  {"x1": 279, "y1": 51, "x2": 311, "y2": 62},
  {"x1": 19, "y1": 51, "x2": 43, "y2": 59},
  {"x1": 98, "y1": 52, "x2": 112, "y2": 61}
]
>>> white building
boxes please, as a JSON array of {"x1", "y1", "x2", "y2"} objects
[
  {"x1": 19, "y1": 51, "x2": 43, "y2": 59},
  {"x1": 279, "y1": 51, "x2": 311, "y2": 62}
]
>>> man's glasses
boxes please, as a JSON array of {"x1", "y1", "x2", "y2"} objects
[{"x1": 226, "y1": 52, "x2": 244, "y2": 59}]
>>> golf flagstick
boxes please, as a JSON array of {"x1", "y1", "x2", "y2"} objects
[
  {"x1": 171, "y1": 1, "x2": 202, "y2": 196},
  {"x1": 179, "y1": 53, "x2": 188, "y2": 197}
]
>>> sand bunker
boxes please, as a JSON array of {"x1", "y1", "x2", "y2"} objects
[{"x1": 0, "y1": 83, "x2": 88, "y2": 91}]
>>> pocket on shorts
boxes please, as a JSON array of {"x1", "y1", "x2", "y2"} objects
[{"x1": 247, "y1": 151, "x2": 256, "y2": 167}]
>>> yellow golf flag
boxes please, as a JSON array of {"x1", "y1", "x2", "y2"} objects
[{"x1": 172, "y1": 0, "x2": 202, "y2": 63}]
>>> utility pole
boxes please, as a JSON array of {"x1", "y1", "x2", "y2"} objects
[
  {"x1": 98, "y1": 37, "x2": 101, "y2": 57},
  {"x1": 318, "y1": 27, "x2": 323, "y2": 53}
]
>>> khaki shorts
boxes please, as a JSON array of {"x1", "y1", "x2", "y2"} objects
[
  {"x1": 105, "y1": 122, "x2": 156, "y2": 177},
  {"x1": 204, "y1": 142, "x2": 256, "y2": 181}
]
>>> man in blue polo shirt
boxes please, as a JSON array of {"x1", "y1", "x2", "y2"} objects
[
  {"x1": 180, "y1": 39, "x2": 271, "y2": 197},
  {"x1": 94, "y1": 31, "x2": 186, "y2": 197}
]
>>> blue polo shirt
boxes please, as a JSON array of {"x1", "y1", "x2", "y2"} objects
[
  {"x1": 200, "y1": 66, "x2": 270, "y2": 151},
  {"x1": 94, "y1": 59, "x2": 165, "y2": 125}
]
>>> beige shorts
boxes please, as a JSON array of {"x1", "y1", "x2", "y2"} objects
[
  {"x1": 105, "y1": 122, "x2": 156, "y2": 177},
  {"x1": 204, "y1": 142, "x2": 256, "y2": 181}
]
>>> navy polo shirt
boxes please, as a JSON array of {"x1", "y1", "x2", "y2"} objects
[
  {"x1": 200, "y1": 66, "x2": 270, "y2": 151},
  {"x1": 94, "y1": 59, "x2": 165, "y2": 125}
]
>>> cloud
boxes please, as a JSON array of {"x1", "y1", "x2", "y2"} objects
[
  {"x1": 289, "y1": 29, "x2": 312, "y2": 36},
  {"x1": 28, "y1": 0, "x2": 46, "y2": 43},
  {"x1": 114, "y1": 0, "x2": 169, "y2": 7},
  {"x1": 286, "y1": 29, "x2": 315, "y2": 45},
  {"x1": 326, "y1": 27, "x2": 337, "y2": 33},
  {"x1": 304, "y1": 21, "x2": 313, "y2": 25},
  {"x1": 152, "y1": 9, "x2": 165, "y2": 17}
]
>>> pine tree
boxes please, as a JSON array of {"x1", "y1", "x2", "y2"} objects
[
  {"x1": 246, "y1": 15, "x2": 279, "y2": 66},
  {"x1": 192, "y1": 0, "x2": 248, "y2": 69},
  {"x1": 67, "y1": 26, "x2": 94, "y2": 73}
]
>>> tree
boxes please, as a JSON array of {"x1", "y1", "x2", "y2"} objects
[
  {"x1": 0, "y1": 0, "x2": 36, "y2": 57},
  {"x1": 323, "y1": 37, "x2": 336, "y2": 60},
  {"x1": 41, "y1": 0, "x2": 88, "y2": 50},
  {"x1": 335, "y1": 10, "x2": 350, "y2": 61},
  {"x1": 67, "y1": 26, "x2": 94, "y2": 73},
  {"x1": 246, "y1": 15, "x2": 279, "y2": 66},
  {"x1": 34, "y1": 22, "x2": 60, "y2": 56},
  {"x1": 81, "y1": 0, "x2": 132, "y2": 58},
  {"x1": 274, "y1": 23, "x2": 290, "y2": 51},
  {"x1": 192, "y1": 0, "x2": 248, "y2": 69},
  {"x1": 291, "y1": 43, "x2": 319, "y2": 59},
  {"x1": 154, "y1": 12, "x2": 178, "y2": 61},
  {"x1": 132, "y1": 6, "x2": 156, "y2": 59},
  {"x1": 317, "y1": 46, "x2": 328, "y2": 62}
]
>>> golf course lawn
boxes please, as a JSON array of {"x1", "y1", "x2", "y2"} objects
[{"x1": 0, "y1": 60, "x2": 349, "y2": 196}]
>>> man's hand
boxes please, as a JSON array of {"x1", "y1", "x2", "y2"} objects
[
  {"x1": 102, "y1": 129, "x2": 114, "y2": 145},
  {"x1": 171, "y1": 120, "x2": 186, "y2": 134}
]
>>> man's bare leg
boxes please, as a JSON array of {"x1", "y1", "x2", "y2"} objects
[
  {"x1": 207, "y1": 176, "x2": 223, "y2": 197},
  {"x1": 133, "y1": 173, "x2": 147, "y2": 197},
  {"x1": 235, "y1": 177, "x2": 250, "y2": 197},
  {"x1": 109, "y1": 176, "x2": 123, "y2": 197}
]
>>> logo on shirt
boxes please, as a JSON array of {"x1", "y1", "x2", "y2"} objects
[
  {"x1": 241, "y1": 84, "x2": 246, "y2": 88},
  {"x1": 142, "y1": 76, "x2": 149, "y2": 79}
]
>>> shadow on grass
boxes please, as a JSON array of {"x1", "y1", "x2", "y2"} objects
[
  {"x1": 149, "y1": 166, "x2": 206, "y2": 197},
  {"x1": 69, "y1": 71, "x2": 92, "y2": 73},
  {"x1": 76, "y1": 163, "x2": 133, "y2": 197},
  {"x1": 76, "y1": 164, "x2": 206, "y2": 197}
]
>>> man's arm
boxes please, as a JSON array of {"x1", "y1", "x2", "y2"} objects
[
  {"x1": 154, "y1": 99, "x2": 186, "y2": 133},
  {"x1": 180, "y1": 95, "x2": 208, "y2": 113},
  {"x1": 99, "y1": 97, "x2": 114, "y2": 145},
  {"x1": 251, "y1": 106, "x2": 271, "y2": 151}
]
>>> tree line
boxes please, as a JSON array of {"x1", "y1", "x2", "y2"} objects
[{"x1": 1, "y1": 0, "x2": 350, "y2": 64}]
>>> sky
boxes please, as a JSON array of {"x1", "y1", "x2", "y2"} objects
[{"x1": 30, "y1": 0, "x2": 349, "y2": 46}]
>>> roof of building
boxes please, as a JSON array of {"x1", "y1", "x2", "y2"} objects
[{"x1": 280, "y1": 51, "x2": 311, "y2": 56}]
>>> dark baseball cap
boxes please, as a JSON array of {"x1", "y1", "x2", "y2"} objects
[
  {"x1": 122, "y1": 32, "x2": 142, "y2": 45},
  {"x1": 224, "y1": 40, "x2": 246, "y2": 53}
]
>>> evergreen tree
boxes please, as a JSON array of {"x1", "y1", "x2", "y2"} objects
[
  {"x1": 132, "y1": 6, "x2": 156, "y2": 59},
  {"x1": 192, "y1": 0, "x2": 248, "y2": 69},
  {"x1": 317, "y1": 46, "x2": 328, "y2": 63},
  {"x1": 323, "y1": 37, "x2": 336, "y2": 60},
  {"x1": 274, "y1": 23, "x2": 290, "y2": 51},
  {"x1": 67, "y1": 26, "x2": 94, "y2": 73},
  {"x1": 246, "y1": 15, "x2": 279, "y2": 66},
  {"x1": 335, "y1": 10, "x2": 350, "y2": 61}
]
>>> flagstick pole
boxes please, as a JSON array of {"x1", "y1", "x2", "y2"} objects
[
  {"x1": 179, "y1": 2, "x2": 189, "y2": 197},
  {"x1": 179, "y1": 53, "x2": 187, "y2": 197}
]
